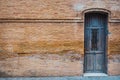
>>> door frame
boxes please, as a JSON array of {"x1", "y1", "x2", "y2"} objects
[{"x1": 83, "y1": 11, "x2": 108, "y2": 74}]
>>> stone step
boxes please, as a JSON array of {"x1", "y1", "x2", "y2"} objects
[{"x1": 83, "y1": 73, "x2": 108, "y2": 76}]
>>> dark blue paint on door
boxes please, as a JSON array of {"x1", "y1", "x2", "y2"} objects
[{"x1": 84, "y1": 13, "x2": 108, "y2": 73}]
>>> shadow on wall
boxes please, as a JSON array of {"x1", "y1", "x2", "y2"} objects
[{"x1": 0, "y1": 71, "x2": 11, "y2": 77}]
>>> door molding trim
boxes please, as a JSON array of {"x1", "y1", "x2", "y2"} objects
[
  {"x1": 82, "y1": 8, "x2": 111, "y2": 15},
  {"x1": 84, "y1": 12, "x2": 108, "y2": 74},
  {"x1": 81, "y1": 8, "x2": 120, "y2": 23}
]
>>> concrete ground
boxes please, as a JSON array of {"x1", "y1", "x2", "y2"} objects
[{"x1": 0, "y1": 76, "x2": 120, "y2": 80}]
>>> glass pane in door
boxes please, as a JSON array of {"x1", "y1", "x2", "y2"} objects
[{"x1": 91, "y1": 29, "x2": 98, "y2": 50}]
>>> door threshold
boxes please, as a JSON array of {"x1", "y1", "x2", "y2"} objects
[{"x1": 83, "y1": 73, "x2": 108, "y2": 76}]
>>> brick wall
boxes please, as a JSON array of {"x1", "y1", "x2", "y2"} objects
[{"x1": 0, "y1": 0, "x2": 120, "y2": 76}]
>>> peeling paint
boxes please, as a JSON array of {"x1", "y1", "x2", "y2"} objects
[
  {"x1": 73, "y1": 3, "x2": 84, "y2": 11},
  {"x1": 111, "y1": 5, "x2": 120, "y2": 11}
]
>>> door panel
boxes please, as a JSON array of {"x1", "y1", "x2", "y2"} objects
[
  {"x1": 84, "y1": 13, "x2": 107, "y2": 73},
  {"x1": 95, "y1": 54, "x2": 104, "y2": 70},
  {"x1": 86, "y1": 54, "x2": 94, "y2": 71}
]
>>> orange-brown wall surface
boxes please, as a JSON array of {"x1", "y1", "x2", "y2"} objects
[{"x1": 0, "y1": 0, "x2": 120, "y2": 77}]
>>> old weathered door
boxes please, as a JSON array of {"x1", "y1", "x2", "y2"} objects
[{"x1": 84, "y1": 13, "x2": 108, "y2": 73}]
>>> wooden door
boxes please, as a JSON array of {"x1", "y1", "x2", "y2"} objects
[{"x1": 84, "y1": 13, "x2": 108, "y2": 73}]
